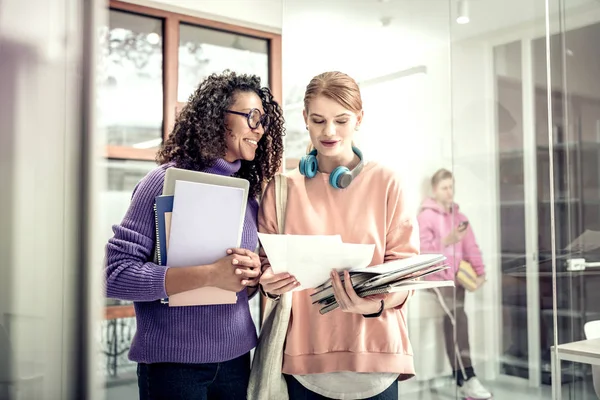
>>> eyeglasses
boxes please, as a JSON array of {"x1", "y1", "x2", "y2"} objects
[{"x1": 225, "y1": 108, "x2": 270, "y2": 130}]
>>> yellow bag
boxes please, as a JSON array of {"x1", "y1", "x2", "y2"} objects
[{"x1": 456, "y1": 260, "x2": 478, "y2": 292}]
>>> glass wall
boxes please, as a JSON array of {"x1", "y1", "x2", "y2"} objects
[
  {"x1": 5, "y1": 0, "x2": 600, "y2": 398},
  {"x1": 0, "y1": 0, "x2": 104, "y2": 399},
  {"x1": 280, "y1": 0, "x2": 600, "y2": 399},
  {"x1": 178, "y1": 24, "x2": 269, "y2": 102}
]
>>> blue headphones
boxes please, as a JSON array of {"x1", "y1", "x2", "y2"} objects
[{"x1": 298, "y1": 146, "x2": 364, "y2": 189}]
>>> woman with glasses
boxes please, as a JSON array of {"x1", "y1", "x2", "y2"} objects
[{"x1": 104, "y1": 70, "x2": 285, "y2": 400}]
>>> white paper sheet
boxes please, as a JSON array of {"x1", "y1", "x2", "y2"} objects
[
  {"x1": 257, "y1": 233, "x2": 375, "y2": 290},
  {"x1": 167, "y1": 180, "x2": 245, "y2": 305},
  {"x1": 388, "y1": 280, "x2": 455, "y2": 292}
]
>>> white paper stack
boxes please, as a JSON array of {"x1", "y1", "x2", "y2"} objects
[{"x1": 257, "y1": 233, "x2": 375, "y2": 290}]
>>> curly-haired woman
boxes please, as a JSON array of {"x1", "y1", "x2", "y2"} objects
[{"x1": 104, "y1": 70, "x2": 285, "y2": 400}]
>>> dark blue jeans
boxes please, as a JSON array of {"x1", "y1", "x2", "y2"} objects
[
  {"x1": 285, "y1": 374, "x2": 398, "y2": 400},
  {"x1": 137, "y1": 352, "x2": 250, "y2": 400}
]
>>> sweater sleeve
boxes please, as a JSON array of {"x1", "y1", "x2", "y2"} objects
[
  {"x1": 104, "y1": 167, "x2": 169, "y2": 302},
  {"x1": 257, "y1": 179, "x2": 278, "y2": 272},
  {"x1": 463, "y1": 223, "x2": 485, "y2": 276},
  {"x1": 384, "y1": 177, "x2": 420, "y2": 309},
  {"x1": 384, "y1": 179, "x2": 420, "y2": 263},
  {"x1": 417, "y1": 210, "x2": 443, "y2": 254}
]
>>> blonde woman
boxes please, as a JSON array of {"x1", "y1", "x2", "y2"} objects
[{"x1": 258, "y1": 71, "x2": 419, "y2": 400}]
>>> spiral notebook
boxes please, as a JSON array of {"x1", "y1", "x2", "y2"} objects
[{"x1": 157, "y1": 167, "x2": 250, "y2": 307}]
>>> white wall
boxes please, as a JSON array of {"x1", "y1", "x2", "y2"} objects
[
  {"x1": 124, "y1": 0, "x2": 282, "y2": 32},
  {"x1": 282, "y1": 1, "x2": 452, "y2": 215},
  {"x1": 448, "y1": 37, "x2": 501, "y2": 380}
]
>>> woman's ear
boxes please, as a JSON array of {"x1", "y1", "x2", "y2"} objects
[
  {"x1": 356, "y1": 110, "x2": 364, "y2": 129},
  {"x1": 303, "y1": 109, "x2": 308, "y2": 128}
]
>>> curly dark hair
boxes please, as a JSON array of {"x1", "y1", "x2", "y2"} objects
[{"x1": 156, "y1": 70, "x2": 285, "y2": 197}]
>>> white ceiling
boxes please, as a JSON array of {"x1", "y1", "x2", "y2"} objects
[{"x1": 143, "y1": 0, "x2": 598, "y2": 39}]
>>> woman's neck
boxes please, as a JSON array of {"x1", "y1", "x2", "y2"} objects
[{"x1": 316, "y1": 149, "x2": 358, "y2": 174}]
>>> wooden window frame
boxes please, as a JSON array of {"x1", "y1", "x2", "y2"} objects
[
  {"x1": 104, "y1": 0, "x2": 282, "y2": 162},
  {"x1": 104, "y1": 0, "x2": 282, "y2": 319}
]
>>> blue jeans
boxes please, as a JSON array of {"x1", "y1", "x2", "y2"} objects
[
  {"x1": 137, "y1": 352, "x2": 250, "y2": 400},
  {"x1": 285, "y1": 374, "x2": 398, "y2": 400}
]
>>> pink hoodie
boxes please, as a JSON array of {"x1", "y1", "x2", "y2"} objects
[{"x1": 417, "y1": 197, "x2": 485, "y2": 281}]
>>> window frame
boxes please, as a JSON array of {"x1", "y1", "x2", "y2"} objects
[
  {"x1": 107, "y1": 0, "x2": 282, "y2": 158},
  {"x1": 104, "y1": 1, "x2": 282, "y2": 324}
]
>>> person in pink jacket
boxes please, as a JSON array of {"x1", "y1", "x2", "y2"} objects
[{"x1": 417, "y1": 168, "x2": 492, "y2": 400}]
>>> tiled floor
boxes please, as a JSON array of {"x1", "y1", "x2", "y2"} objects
[
  {"x1": 106, "y1": 375, "x2": 599, "y2": 399},
  {"x1": 400, "y1": 375, "x2": 598, "y2": 400}
]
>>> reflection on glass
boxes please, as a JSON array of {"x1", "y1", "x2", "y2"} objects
[
  {"x1": 99, "y1": 10, "x2": 163, "y2": 149},
  {"x1": 534, "y1": 16, "x2": 600, "y2": 397},
  {"x1": 178, "y1": 24, "x2": 269, "y2": 103},
  {"x1": 101, "y1": 159, "x2": 155, "y2": 397},
  {"x1": 494, "y1": 41, "x2": 531, "y2": 380},
  {"x1": 102, "y1": 159, "x2": 156, "y2": 246}
]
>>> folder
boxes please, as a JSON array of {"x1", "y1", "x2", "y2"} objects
[
  {"x1": 161, "y1": 168, "x2": 250, "y2": 307},
  {"x1": 154, "y1": 195, "x2": 173, "y2": 267}
]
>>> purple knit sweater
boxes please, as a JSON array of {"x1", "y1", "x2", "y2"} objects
[{"x1": 105, "y1": 159, "x2": 258, "y2": 364}]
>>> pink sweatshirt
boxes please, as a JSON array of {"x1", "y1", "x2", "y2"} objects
[
  {"x1": 417, "y1": 197, "x2": 485, "y2": 281},
  {"x1": 258, "y1": 162, "x2": 418, "y2": 379}
]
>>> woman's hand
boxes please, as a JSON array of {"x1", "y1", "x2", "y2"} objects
[
  {"x1": 208, "y1": 248, "x2": 261, "y2": 292},
  {"x1": 331, "y1": 270, "x2": 387, "y2": 315},
  {"x1": 260, "y1": 266, "x2": 299, "y2": 296},
  {"x1": 227, "y1": 248, "x2": 262, "y2": 287}
]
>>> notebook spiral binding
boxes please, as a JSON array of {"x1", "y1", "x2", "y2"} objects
[
  {"x1": 153, "y1": 203, "x2": 162, "y2": 266},
  {"x1": 154, "y1": 202, "x2": 169, "y2": 305}
]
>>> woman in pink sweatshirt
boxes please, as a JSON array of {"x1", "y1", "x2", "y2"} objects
[
  {"x1": 258, "y1": 71, "x2": 419, "y2": 400},
  {"x1": 417, "y1": 168, "x2": 491, "y2": 399}
]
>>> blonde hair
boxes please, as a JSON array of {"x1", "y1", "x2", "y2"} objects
[
  {"x1": 431, "y1": 168, "x2": 453, "y2": 187},
  {"x1": 304, "y1": 71, "x2": 362, "y2": 154}
]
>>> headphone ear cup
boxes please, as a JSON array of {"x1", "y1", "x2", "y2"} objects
[
  {"x1": 299, "y1": 157, "x2": 307, "y2": 176},
  {"x1": 300, "y1": 154, "x2": 318, "y2": 178},
  {"x1": 330, "y1": 166, "x2": 351, "y2": 189}
]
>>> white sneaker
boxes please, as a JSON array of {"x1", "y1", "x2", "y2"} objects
[{"x1": 459, "y1": 377, "x2": 492, "y2": 399}]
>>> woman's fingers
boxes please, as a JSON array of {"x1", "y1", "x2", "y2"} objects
[
  {"x1": 236, "y1": 267, "x2": 260, "y2": 279},
  {"x1": 232, "y1": 255, "x2": 255, "y2": 268},
  {"x1": 343, "y1": 271, "x2": 362, "y2": 304},
  {"x1": 268, "y1": 281, "x2": 298, "y2": 295},
  {"x1": 227, "y1": 247, "x2": 249, "y2": 256},
  {"x1": 331, "y1": 271, "x2": 351, "y2": 310},
  {"x1": 228, "y1": 248, "x2": 261, "y2": 268},
  {"x1": 261, "y1": 270, "x2": 290, "y2": 284},
  {"x1": 263, "y1": 276, "x2": 297, "y2": 291}
]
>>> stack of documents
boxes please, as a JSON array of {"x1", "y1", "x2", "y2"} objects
[
  {"x1": 311, "y1": 254, "x2": 453, "y2": 314},
  {"x1": 257, "y1": 233, "x2": 454, "y2": 314},
  {"x1": 154, "y1": 167, "x2": 250, "y2": 307}
]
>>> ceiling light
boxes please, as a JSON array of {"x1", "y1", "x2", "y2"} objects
[{"x1": 456, "y1": 1, "x2": 470, "y2": 24}]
